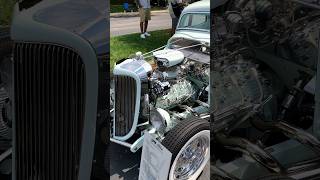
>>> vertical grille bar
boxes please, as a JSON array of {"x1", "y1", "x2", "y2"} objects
[
  {"x1": 114, "y1": 76, "x2": 137, "y2": 136},
  {"x1": 13, "y1": 42, "x2": 86, "y2": 180}
]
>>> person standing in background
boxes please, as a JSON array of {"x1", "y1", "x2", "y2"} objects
[
  {"x1": 136, "y1": 0, "x2": 151, "y2": 39},
  {"x1": 168, "y1": 0, "x2": 184, "y2": 35}
]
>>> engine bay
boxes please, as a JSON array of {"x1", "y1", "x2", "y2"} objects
[
  {"x1": 110, "y1": 37, "x2": 211, "y2": 149},
  {"x1": 144, "y1": 41, "x2": 210, "y2": 136}
]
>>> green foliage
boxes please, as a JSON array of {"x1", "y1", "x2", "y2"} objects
[
  {"x1": 111, "y1": 4, "x2": 139, "y2": 13},
  {"x1": 0, "y1": 0, "x2": 15, "y2": 25},
  {"x1": 111, "y1": 5, "x2": 125, "y2": 13},
  {"x1": 110, "y1": 29, "x2": 171, "y2": 69},
  {"x1": 111, "y1": 4, "x2": 165, "y2": 13}
]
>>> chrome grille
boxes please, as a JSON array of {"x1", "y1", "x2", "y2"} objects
[
  {"x1": 114, "y1": 75, "x2": 136, "y2": 136},
  {"x1": 14, "y1": 42, "x2": 86, "y2": 180}
]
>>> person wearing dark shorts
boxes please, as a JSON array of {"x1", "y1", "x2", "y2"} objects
[
  {"x1": 172, "y1": 17, "x2": 179, "y2": 31},
  {"x1": 168, "y1": 0, "x2": 183, "y2": 35}
]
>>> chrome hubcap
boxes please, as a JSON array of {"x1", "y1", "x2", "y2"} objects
[{"x1": 173, "y1": 135, "x2": 209, "y2": 179}]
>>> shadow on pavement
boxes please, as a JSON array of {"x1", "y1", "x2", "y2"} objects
[{"x1": 110, "y1": 142, "x2": 141, "y2": 180}]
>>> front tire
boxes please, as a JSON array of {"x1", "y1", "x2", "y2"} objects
[{"x1": 162, "y1": 118, "x2": 210, "y2": 180}]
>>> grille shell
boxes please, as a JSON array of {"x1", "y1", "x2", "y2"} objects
[
  {"x1": 14, "y1": 42, "x2": 86, "y2": 180},
  {"x1": 114, "y1": 75, "x2": 137, "y2": 137}
]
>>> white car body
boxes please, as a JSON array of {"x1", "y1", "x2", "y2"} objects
[{"x1": 169, "y1": 0, "x2": 210, "y2": 45}]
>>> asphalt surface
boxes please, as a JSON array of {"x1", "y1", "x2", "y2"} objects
[
  {"x1": 110, "y1": 142, "x2": 210, "y2": 180},
  {"x1": 110, "y1": 11, "x2": 171, "y2": 36}
]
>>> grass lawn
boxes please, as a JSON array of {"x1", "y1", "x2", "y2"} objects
[
  {"x1": 110, "y1": 29, "x2": 171, "y2": 69},
  {"x1": 0, "y1": 0, "x2": 15, "y2": 25}
]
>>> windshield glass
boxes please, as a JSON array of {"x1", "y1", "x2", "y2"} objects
[{"x1": 177, "y1": 13, "x2": 210, "y2": 31}]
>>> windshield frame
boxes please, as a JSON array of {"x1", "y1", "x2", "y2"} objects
[{"x1": 176, "y1": 12, "x2": 210, "y2": 32}]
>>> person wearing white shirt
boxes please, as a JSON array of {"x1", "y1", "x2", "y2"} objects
[{"x1": 136, "y1": 0, "x2": 151, "y2": 39}]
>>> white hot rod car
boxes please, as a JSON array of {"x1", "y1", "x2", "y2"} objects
[{"x1": 110, "y1": 0, "x2": 211, "y2": 179}]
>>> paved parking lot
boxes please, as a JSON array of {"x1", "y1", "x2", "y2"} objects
[
  {"x1": 110, "y1": 142, "x2": 210, "y2": 180},
  {"x1": 110, "y1": 11, "x2": 171, "y2": 36}
]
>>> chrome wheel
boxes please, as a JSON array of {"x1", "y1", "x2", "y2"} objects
[{"x1": 169, "y1": 130, "x2": 210, "y2": 180}]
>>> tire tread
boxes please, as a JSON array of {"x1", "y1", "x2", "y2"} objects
[{"x1": 162, "y1": 117, "x2": 210, "y2": 163}]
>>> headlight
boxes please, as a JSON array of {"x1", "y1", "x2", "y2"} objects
[{"x1": 150, "y1": 108, "x2": 170, "y2": 133}]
